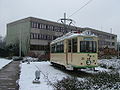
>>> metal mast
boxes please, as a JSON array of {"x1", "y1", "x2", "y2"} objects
[
  {"x1": 118, "y1": 42, "x2": 120, "y2": 59},
  {"x1": 64, "y1": 13, "x2": 66, "y2": 24},
  {"x1": 19, "y1": 29, "x2": 22, "y2": 57},
  {"x1": 58, "y1": 13, "x2": 74, "y2": 33}
]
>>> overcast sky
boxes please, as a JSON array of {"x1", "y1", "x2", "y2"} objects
[{"x1": 0, "y1": 0, "x2": 120, "y2": 40}]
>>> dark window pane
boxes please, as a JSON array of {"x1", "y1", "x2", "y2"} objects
[
  {"x1": 72, "y1": 38, "x2": 77, "y2": 52},
  {"x1": 80, "y1": 41, "x2": 97, "y2": 53}
]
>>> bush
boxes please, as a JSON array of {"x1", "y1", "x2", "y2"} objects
[
  {"x1": 99, "y1": 59, "x2": 120, "y2": 70},
  {"x1": 89, "y1": 72, "x2": 120, "y2": 89},
  {"x1": 0, "y1": 44, "x2": 24, "y2": 58},
  {"x1": 53, "y1": 76, "x2": 90, "y2": 90},
  {"x1": 53, "y1": 72, "x2": 120, "y2": 90}
]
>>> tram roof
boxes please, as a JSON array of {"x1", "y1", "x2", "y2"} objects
[{"x1": 51, "y1": 30, "x2": 97, "y2": 44}]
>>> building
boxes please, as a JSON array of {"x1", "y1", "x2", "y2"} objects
[{"x1": 6, "y1": 17, "x2": 117, "y2": 56}]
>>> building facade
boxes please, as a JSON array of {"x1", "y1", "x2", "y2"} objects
[{"x1": 6, "y1": 17, "x2": 117, "y2": 56}]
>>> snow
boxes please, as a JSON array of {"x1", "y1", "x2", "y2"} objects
[
  {"x1": 0, "y1": 58, "x2": 12, "y2": 69},
  {"x1": 95, "y1": 66, "x2": 110, "y2": 72},
  {"x1": 98, "y1": 59, "x2": 120, "y2": 70},
  {"x1": 51, "y1": 30, "x2": 97, "y2": 44},
  {"x1": 19, "y1": 59, "x2": 120, "y2": 90},
  {"x1": 19, "y1": 61, "x2": 70, "y2": 90},
  {"x1": 81, "y1": 59, "x2": 120, "y2": 73}
]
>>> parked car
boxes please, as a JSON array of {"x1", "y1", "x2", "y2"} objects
[
  {"x1": 12, "y1": 56, "x2": 23, "y2": 61},
  {"x1": 22, "y1": 57, "x2": 39, "y2": 63}
]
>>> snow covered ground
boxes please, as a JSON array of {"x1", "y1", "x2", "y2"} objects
[
  {"x1": 19, "y1": 61, "x2": 69, "y2": 90},
  {"x1": 19, "y1": 59, "x2": 120, "y2": 90},
  {"x1": 0, "y1": 58, "x2": 12, "y2": 69}
]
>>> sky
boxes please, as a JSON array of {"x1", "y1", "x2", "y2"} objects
[{"x1": 0, "y1": 0, "x2": 120, "y2": 40}]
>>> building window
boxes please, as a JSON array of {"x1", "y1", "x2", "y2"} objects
[
  {"x1": 41, "y1": 24, "x2": 43, "y2": 29},
  {"x1": 31, "y1": 22, "x2": 34, "y2": 28},
  {"x1": 46, "y1": 25, "x2": 48, "y2": 29},
  {"x1": 112, "y1": 42, "x2": 115, "y2": 46},
  {"x1": 38, "y1": 23, "x2": 40, "y2": 29},
  {"x1": 30, "y1": 33, "x2": 34, "y2": 39},
  {"x1": 38, "y1": 34, "x2": 40, "y2": 39},
  {"x1": 112, "y1": 36, "x2": 115, "y2": 40},
  {"x1": 30, "y1": 45, "x2": 48, "y2": 51},
  {"x1": 34, "y1": 22, "x2": 37, "y2": 28},
  {"x1": 51, "y1": 26, "x2": 53, "y2": 31},
  {"x1": 53, "y1": 26, "x2": 55, "y2": 31},
  {"x1": 34, "y1": 33, "x2": 37, "y2": 39}
]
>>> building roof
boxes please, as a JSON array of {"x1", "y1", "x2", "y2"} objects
[{"x1": 7, "y1": 17, "x2": 117, "y2": 37}]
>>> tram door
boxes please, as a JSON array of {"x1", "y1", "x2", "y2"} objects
[
  {"x1": 66, "y1": 38, "x2": 77, "y2": 65},
  {"x1": 67, "y1": 39, "x2": 73, "y2": 64}
]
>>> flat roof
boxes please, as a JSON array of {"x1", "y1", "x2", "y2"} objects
[{"x1": 7, "y1": 17, "x2": 117, "y2": 36}]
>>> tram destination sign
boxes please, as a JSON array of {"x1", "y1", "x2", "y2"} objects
[{"x1": 84, "y1": 37, "x2": 94, "y2": 41}]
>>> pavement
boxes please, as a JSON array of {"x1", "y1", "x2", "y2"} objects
[{"x1": 0, "y1": 61, "x2": 20, "y2": 90}]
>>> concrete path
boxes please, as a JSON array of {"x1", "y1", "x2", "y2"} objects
[{"x1": 0, "y1": 61, "x2": 20, "y2": 90}]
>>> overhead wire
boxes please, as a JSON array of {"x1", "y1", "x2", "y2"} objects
[{"x1": 68, "y1": 0, "x2": 94, "y2": 18}]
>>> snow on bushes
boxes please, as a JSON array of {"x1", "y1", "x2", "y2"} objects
[
  {"x1": 98, "y1": 59, "x2": 120, "y2": 70},
  {"x1": 53, "y1": 72, "x2": 120, "y2": 90}
]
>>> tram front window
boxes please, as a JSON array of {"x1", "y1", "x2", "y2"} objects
[{"x1": 80, "y1": 41, "x2": 97, "y2": 53}]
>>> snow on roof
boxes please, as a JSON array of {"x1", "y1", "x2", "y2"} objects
[{"x1": 51, "y1": 30, "x2": 97, "y2": 44}]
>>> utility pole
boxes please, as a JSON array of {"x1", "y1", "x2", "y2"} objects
[
  {"x1": 118, "y1": 42, "x2": 120, "y2": 59},
  {"x1": 58, "y1": 13, "x2": 74, "y2": 33},
  {"x1": 110, "y1": 28, "x2": 112, "y2": 34},
  {"x1": 64, "y1": 13, "x2": 66, "y2": 25},
  {"x1": 19, "y1": 29, "x2": 22, "y2": 57}
]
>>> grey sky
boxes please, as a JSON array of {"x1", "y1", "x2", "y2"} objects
[{"x1": 0, "y1": 0, "x2": 120, "y2": 40}]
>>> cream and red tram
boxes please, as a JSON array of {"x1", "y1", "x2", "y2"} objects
[{"x1": 50, "y1": 30, "x2": 98, "y2": 70}]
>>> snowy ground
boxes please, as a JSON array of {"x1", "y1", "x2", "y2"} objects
[
  {"x1": 19, "y1": 61, "x2": 69, "y2": 90},
  {"x1": 19, "y1": 59, "x2": 120, "y2": 90},
  {"x1": 0, "y1": 58, "x2": 12, "y2": 69}
]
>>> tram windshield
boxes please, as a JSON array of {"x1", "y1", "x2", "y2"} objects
[{"x1": 80, "y1": 41, "x2": 97, "y2": 53}]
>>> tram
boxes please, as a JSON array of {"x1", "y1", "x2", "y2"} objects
[{"x1": 50, "y1": 30, "x2": 98, "y2": 70}]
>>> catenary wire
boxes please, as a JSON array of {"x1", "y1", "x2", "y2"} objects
[{"x1": 68, "y1": 0, "x2": 94, "y2": 18}]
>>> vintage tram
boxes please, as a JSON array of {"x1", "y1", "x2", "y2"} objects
[{"x1": 50, "y1": 30, "x2": 98, "y2": 70}]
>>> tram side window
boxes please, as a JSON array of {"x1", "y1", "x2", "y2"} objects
[
  {"x1": 51, "y1": 41, "x2": 64, "y2": 53},
  {"x1": 72, "y1": 38, "x2": 77, "y2": 52},
  {"x1": 60, "y1": 42, "x2": 64, "y2": 52},
  {"x1": 80, "y1": 41, "x2": 97, "y2": 53},
  {"x1": 68, "y1": 38, "x2": 77, "y2": 53},
  {"x1": 68, "y1": 39, "x2": 71, "y2": 52},
  {"x1": 56, "y1": 41, "x2": 64, "y2": 53},
  {"x1": 51, "y1": 44, "x2": 56, "y2": 53}
]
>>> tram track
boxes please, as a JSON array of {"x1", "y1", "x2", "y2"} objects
[{"x1": 51, "y1": 65, "x2": 96, "y2": 78}]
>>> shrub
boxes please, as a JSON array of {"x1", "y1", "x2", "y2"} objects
[
  {"x1": 53, "y1": 76, "x2": 90, "y2": 90},
  {"x1": 53, "y1": 72, "x2": 120, "y2": 90}
]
